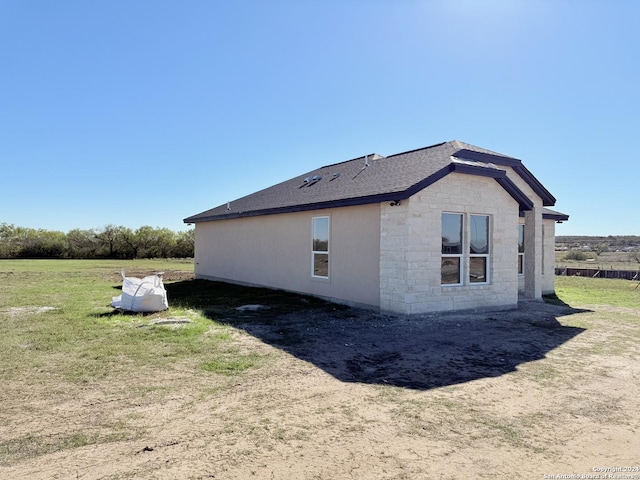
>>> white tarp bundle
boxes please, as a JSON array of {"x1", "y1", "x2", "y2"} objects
[{"x1": 111, "y1": 269, "x2": 168, "y2": 313}]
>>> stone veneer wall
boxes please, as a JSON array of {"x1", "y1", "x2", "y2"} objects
[
  {"x1": 541, "y1": 218, "x2": 557, "y2": 295},
  {"x1": 505, "y1": 165, "x2": 545, "y2": 301},
  {"x1": 380, "y1": 173, "x2": 520, "y2": 315},
  {"x1": 518, "y1": 218, "x2": 556, "y2": 296},
  {"x1": 518, "y1": 218, "x2": 526, "y2": 294}
]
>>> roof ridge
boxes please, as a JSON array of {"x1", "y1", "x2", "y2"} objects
[
  {"x1": 184, "y1": 139, "x2": 559, "y2": 224},
  {"x1": 321, "y1": 152, "x2": 383, "y2": 169},
  {"x1": 385, "y1": 141, "x2": 448, "y2": 159},
  {"x1": 450, "y1": 139, "x2": 465, "y2": 150},
  {"x1": 451, "y1": 140, "x2": 513, "y2": 158}
]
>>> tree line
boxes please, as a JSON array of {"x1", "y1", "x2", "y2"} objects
[
  {"x1": 556, "y1": 235, "x2": 640, "y2": 251},
  {"x1": 0, "y1": 223, "x2": 194, "y2": 259}
]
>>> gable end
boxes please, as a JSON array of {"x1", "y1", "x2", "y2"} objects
[{"x1": 453, "y1": 149, "x2": 556, "y2": 206}]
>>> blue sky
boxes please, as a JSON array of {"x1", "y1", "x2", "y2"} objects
[{"x1": 1, "y1": 0, "x2": 638, "y2": 236}]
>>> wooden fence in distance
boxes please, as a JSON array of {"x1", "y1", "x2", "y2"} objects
[{"x1": 555, "y1": 267, "x2": 640, "y2": 281}]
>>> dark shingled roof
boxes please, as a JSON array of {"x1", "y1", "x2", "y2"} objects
[
  {"x1": 540, "y1": 208, "x2": 570, "y2": 222},
  {"x1": 184, "y1": 140, "x2": 563, "y2": 224}
]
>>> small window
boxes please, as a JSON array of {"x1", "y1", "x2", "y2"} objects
[
  {"x1": 312, "y1": 217, "x2": 329, "y2": 278},
  {"x1": 518, "y1": 224, "x2": 525, "y2": 275}
]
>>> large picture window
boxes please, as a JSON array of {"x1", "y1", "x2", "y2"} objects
[
  {"x1": 312, "y1": 216, "x2": 329, "y2": 278},
  {"x1": 441, "y1": 213, "x2": 491, "y2": 285}
]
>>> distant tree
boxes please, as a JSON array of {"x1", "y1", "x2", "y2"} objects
[
  {"x1": 0, "y1": 223, "x2": 22, "y2": 258},
  {"x1": 133, "y1": 226, "x2": 157, "y2": 258},
  {"x1": 114, "y1": 227, "x2": 136, "y2": 259},
  {"x1": 96, "y1": 224, "x2": 121, "y2": 257},
  {"x1": 19, "y1": 229, "x2": 66, "y2": 258},
  {"x1": 131, "y1": 226, "x2": 180, "y2": 258},
  {"x1": 154, "y1": 228, "x2": 177, "y2": 258},
  {"x1": 0, "y1": 223, "x2": 193, "y2": 259},
  {"x1": 95, "y1": 225, "x2": 137, "y2": 258},
  {"x1": 564, "y1": 250, "x2": 589, "y2": 261},
  {"x1": 66, "y1": 228, "x2": 100, "y2": 258},
  {"x1": 592, "y1": 243, "x2": 608, "y2": 256},
  {"x1": 173, "y1": 229, "x2": 194, "y2": 257}
]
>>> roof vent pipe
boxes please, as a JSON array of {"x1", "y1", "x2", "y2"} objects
[{"x1": 353, "y1": 154, "x2": 370, "y2": 179}]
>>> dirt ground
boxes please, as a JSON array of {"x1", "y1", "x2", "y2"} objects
[{"x1": 2, "y1": 299, "x2": 639, "y2": 479}]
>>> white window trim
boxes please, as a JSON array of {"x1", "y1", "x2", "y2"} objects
[
  {"x1": 311, "y1": 216, "x2": 330, "y2": 279},
  {"x1": 442, "y1": 254, "x2": 463, "y2": 286},
  {"x1": 442, "y1": 212, "x2": 491, "y2": 287},
  {"x1": 469, "y1": 254, "x2": 490, "y2": 284},
  {"x1": 469, "y1": 214, "x2": 490, "y2": 285},
  {"x1": 441, "y1": 213, "x2": 463, "y2": 286}
]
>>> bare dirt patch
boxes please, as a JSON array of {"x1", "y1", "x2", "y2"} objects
[
  {"x1": 1, "y1": 300, "x2": 639, "y2": 479},
  {"x1": 4, "y1": 306, "x2": 57, "y2": 316}
]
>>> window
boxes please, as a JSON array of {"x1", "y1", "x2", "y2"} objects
[
  {"x1": 469, "y1": 215, "x2": 489, "y2": 283},
  {"x1": 312, "y1": 216, "x2": 329, "y2": 278},
  {"x1": 441, "y1": 213, "x2": 462, "y2": 285},
  {"x1": 518, "y1": 224, "x2": 525, "y2": 274},
  {"x1": 441, "y1": 213, "x2": 490, "y2": 285}
]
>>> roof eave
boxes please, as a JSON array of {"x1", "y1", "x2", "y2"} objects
[
  {"x1": 183, "y1": 191, "x2": 408, "y2": 223},
  {"x1": 185, "y1": 163, "x2": 537, "y2": 223},
  {"x1": 518, "y1": 210, "x2": 570, "y2": 222},
  {"x1": 543, "y1": 212, "x2": 570, "y2": 222}
]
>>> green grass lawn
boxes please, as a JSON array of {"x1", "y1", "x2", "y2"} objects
[
  {"x1": 0, "y1": 259, "x2": 278, "y2": 387},
  {"x1": 1, "y1": 259, "x2": 639, "y2": 476},
  {"x1": 554, "y1": 275, "x2": 640, "y2": 309},
  {"x1": 0, "y1": 259, "x2": 337, "y2": 386}
]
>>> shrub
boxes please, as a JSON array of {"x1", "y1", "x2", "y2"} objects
[{"x1": 564, "y1": 250, "x2": 589, "y2": 261}]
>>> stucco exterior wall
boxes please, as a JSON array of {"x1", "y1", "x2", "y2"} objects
[
  {"x1": 194, "y1": 203, "x2": 381, "y2": 309},
  {"x1": 380, "y1": 173, "x2": 520, "y2": 314}
]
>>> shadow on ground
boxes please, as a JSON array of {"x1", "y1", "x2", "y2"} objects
[{"x1": 166, "y1": 280, "x2": 588, "y2": 391}]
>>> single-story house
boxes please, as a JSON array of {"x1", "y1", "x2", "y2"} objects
[{"x1": 184, "y1": 140, "x2": 568, "y2": 315}]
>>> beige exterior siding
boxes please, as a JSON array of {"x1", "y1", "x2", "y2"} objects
[
  {"x1": 380, "y1": 173, "x2": 520, "y2": 314},
  {"x1": 194, "y1": 203, "x2": 381, "y2": 309}
]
